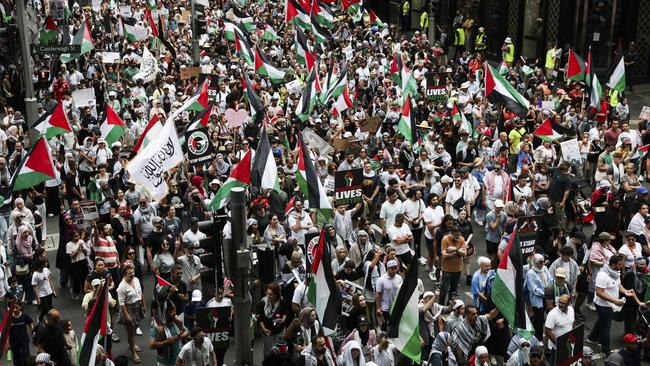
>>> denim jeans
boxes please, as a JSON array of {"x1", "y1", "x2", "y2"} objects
[
  {"x1": 439, "y1": 271, "x2": 461, "y2": 305},
  {"x1": 591, "y1": 304, "x2": 614, "y2": 354}
]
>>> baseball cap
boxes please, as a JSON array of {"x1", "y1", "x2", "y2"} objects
[
  {"x1": 91, "y1": 279, "x2": 102, "y2": 287},
  {"x1": 423, "y1": 291, "x2": 435, "y2": 299},
  {"x1": 638, "y1": 186, "x2": 648, "y2": 194},
  {"x1": 623, "y1": 333, "x2": 638, "y2": 344},
  {"x1": 387, "y1": 260, "x2": 398, "y2": 268},
  {"x1": 152, "y1": 216, "x2": 163, "y2": 224},
  {"x1": 583, "y1": 346, "x2": 594, "y2": 357},
  {"x1": 530, "y1": 346, "x2": 544, "y2": 356},
  {"x1": 554, "y1": 267, "x2": 567, "y2": 278},
  {"x1": 191, "y1": 289, "x2": 202, "y2": 302},
  {"x1": 494, "y1": 199, "x2": 505, "y2": 208}
]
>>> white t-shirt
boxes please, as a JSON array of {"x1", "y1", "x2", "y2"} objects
[
  {"x1": 32, "y1": 268, "x2": 53, "y2": 297},
  {"x1": 183, "y1": 229, "x2": 207, "y2": 246},
  {"x1": 117, "y1": 278, "x2": 143, "y2": 305},
  {"x1": 483, "y1": 174, "x2": 504, "y2": 201},
  {"x1": 288, "y1": 211, "x2": 314, "y2": 245},
  {"x1": 206, "y1": 297, "x2": 232, "y2": 308},
  {"x1": 66, "y1": 240, "x2": 88, "y2": 263},
  {"x1": 387, "y1": 224, "x2": 412, "y2": 255},
  {"x1": 423, "y1": 206, "x2": 444, "y2": 240},
  {"x1": 292, "y1": 281, "x2": 310, "y2": 309},
  {"x1": 375, "y1": 274, "x2": 403, "y2": 311},
  {"x1": 401, "y1": 199, "x2": 425, "y2": 229},
  {"x1": 445, "y1": 185, "x2": 472, "y2": 219},
  {"x1": 178, "y1": 337, "x2": 214, "y2": 366},
  {"x1": 594, "y1": 269, "x2": 621, "y2": 308},
  {"x1": 380, "y1": 200, "x2": 403, "y2": 228},
  {"x1": 544, "y1": 306, "x2": 575, "y2": 349}
]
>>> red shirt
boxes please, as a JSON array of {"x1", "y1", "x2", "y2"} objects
[{"x1": 53, "y1": 80, "x2": 69, "y2": 102}]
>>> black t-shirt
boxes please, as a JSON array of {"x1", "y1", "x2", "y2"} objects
[
  {"x1": 10, "y1": 313, "x2": 33, "y2": 347},
  {"x1": 148, "y1": 230, "x2": 166, "y2": 257},
  {"x1": 37, "y1": 324, "x2": 71, "y2": 366},
  {"x1": 169, "y1": 279, "x2": 188, "y2": 315},
  {"x1": 86, "y1": 269, "x2": 111, "y2": 286},
  {"x1": 361, "y1": 173, "x2": 381, "y2": 199},
  {"x1": 65, "y1": 173, "x2": 81, "y2": 199},
  {"x1": 548, "y1": 169, "x2": 573, "y2": 202}
]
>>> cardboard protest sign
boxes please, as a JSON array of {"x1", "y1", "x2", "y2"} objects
[{"x1": 359, "y1": 116, "x2": 381, "y2": 133}]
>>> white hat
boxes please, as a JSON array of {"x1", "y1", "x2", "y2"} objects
[
  {"x1": 494, "y1": 199, "x2": 505, "y2": 208},
  {"x1": 91, "y1": 278, "x2": 102, "y2": 287},
  {"x1": 97, "y1": 138, "x2": 106, "y2": 144},
  {"x1": 109, "y1": 91, "x2": 117, "y2": 97},
  {"x1": 36, "y1": 353, "x2": 52, "y2": 365},
  {"x1": 191, "y1": 289, "x2": 202, "y2": 302},
  {"x1": 504, "y1": 37, "x2": 512, "y2": 43},
  {"x1": 387, "y1": 260, "x2": 398, "y2": 268},
  {"x1": 598, "y1": 180, "x2": 611, "y2": 188},
  {"x1": 210, "y1": 179, "x2": 220, "y2": 185},
  {"x1": 111, "y1": 142, "x2": 122, "y2": 148},
  {"x1": 460, "y1": 81, "x2": 470, "y2": 89},
  {"x1": 423, "y1": 291, "x2": 435, "y2": 299}
]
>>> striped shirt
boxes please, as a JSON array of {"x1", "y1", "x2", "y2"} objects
[{"x1": 95, "y1": 236, "x2": 119, "y2": 268}]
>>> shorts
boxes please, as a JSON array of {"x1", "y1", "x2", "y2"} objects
[
  {"x1": 396, "y1": 251, "x2": 414, "y2": 267},
  {"x1": 486, "y1": 240, "x2": 499, "y2": 255},
  {"x1": 576, "y1": 272, "x2": 589, "y2": 293}
]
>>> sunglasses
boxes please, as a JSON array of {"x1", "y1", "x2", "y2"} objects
[
  {"x1": 128, "y1": 251, "x2": 135, "y2": 255},
  {"x1": 531, "y1": 354, "x2": 542, "y2": 359}
]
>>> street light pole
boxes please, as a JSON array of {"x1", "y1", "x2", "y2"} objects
[
  {"x1": 190, "y1": 0, "x2": 200, "y2": 65},
  {"x1": 15, "y1": 0, "x2": 38, "y2": 143},
  {"x1": 229, "y1": 187, "x2": 253, "y2": 366}
]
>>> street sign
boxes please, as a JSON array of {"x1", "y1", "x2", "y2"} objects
[{"x1": 31, "y1": 44, "x2": 81, "y2": 55}]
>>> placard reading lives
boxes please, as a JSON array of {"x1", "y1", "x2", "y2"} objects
[{"x1": 335, "y1": 168, "x2": 363, "y2": 207}]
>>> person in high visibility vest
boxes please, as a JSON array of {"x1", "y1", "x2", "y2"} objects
[
  {"x1": 420, "y1": 10, "x2": 429, "y2": 34},
  {"x1": 501, "y1": 37, "x2": 515, "y2": 66},
  {"x1": 453, "y1": 24, "x2": 465, "y2": 60},
  {"x1": 545, "y1": 43, "x2": 560, "y2": 79},
  {"x1": 474, "y1": 26, "x2": 487, "y2": 53},
  {"x1": 402, "y1": 0, "x2": 410, "y2": 31}
]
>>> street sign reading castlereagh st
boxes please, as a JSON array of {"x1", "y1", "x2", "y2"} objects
[{"x1": 31, "y1": 44, "x2": 82, "y2": 55}]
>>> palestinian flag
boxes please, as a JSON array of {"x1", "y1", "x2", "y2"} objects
[
  {"x1": 184, "y1": 104, "x2": 214, "y2": 132},
  {"x1": 639, "y1": 144, "x2": 650, "y2": 160},
  {"x1": 321, "y1": 65, "x2": 347, "y2": 104},
  {"x1": 498, "y1": 61, "x2": 509, "y2": 75},
  {"x1": 180, "y1": 79, "x2": 210, "y2": 113},
  {"x1": 120, "y1": 20, "x2": 148, "y2": 42},
  {"x1": 295, "y1": 26, "x2": 311, "y2": 66},
  {"x1": 387, "y1": 257, "x2": 420, "y2": 363},
  {"x1": 311, "y1": 0, "x2": 334, "y2": 28},
  {"x1": 11, "y1": 137, "x2": 56, "y2": 191},
  {"x1": 145, "y1": 9, "x2": 158, "y2": 37},
  {"x1": 255, "y1": 47, "x2": 287, "y2": 84},
  {"x1": 286, "y1": 0, "x2": 311, "y2": 29},
  {"x1": 307, "y1": 227, "x2": 341, "y2": 335},
  {"x1": 234, "y1": 32, "x2": 254, "y2": 66},
  {"x1": 585, "y1": 46, "x2": 592, "y2": 87},
  {"x1": 607, "y1": 56, "x2": 626, "y2": 93},
  {"x1": 296, "y1": 71, "x2": 317, "y2": 122},
  {"x1": 156, "y1": 275, "x2": 173, "y2": 287},
  {"x1": 223, "y1": 21, "x2": 247, "y2": 42},
  {"x1": 0, "y1": 302, "x2": 12, "y2": 358},
  {"x1": 297, "y1": 136, "x2": 332, "y2": 214},
  {"x1": 397, "y1": 97, "x2": 414, "y2": 143},
  {"x1": 157, "y1": 15, "x2": 176, "y2": 58},
  {"x1": 369, "y1": 10, "x2": 383, "y2": 26},
  {"x1": 485, "y1": 63, "x2": 530, "y2": 117},
  {"x1": 209, "y1": 150, "x2": 252, "y2": 210},
  {"x1": 145, "y1": 0, "x2": 157, "y2": 9},
  {"x1": 590, "y1": 73, "x2": 603, "y2": 108},
  {"x1": 310, "y1": 14, "x2": 332, "y2": 43},
  {"x1": 251, "y1": 128, "x2": 280, "y2": 192},
  {"x1": 132, "y1": 114, "x2": 162, "y2": 152},
  {"x1": 533, "y1": 118, "x2": 570, "y2": 142},
  {"x1": 39, "y1": 16, "x2": 59, "y2": 45},
  {"x1": 304, "y1": 51, "x2": 322, "y2": 92},
  {"x1": 492, "y1": 228, "x2": 528, "y2": 330},
  {"x1": 61, "y1": 20, "x2": 94, "y2": 63},
  {"x1": 78, "y1": 283, "x2": 108, "y2": 366},
  {"x1": 331, "y1": 86, "x2": 353, "y2": 114},
  {"x1": 401, "y1": 69, "x2": 417, "y2": 102},
  {"x1": 229, "y1": 7, "x2": 256, "y2": 32},
  {"x1": 261, "y1": 23, "x2": 279, "y2": 42},
  {"x1": 242, "y1": 73, "x2": 265, "y2": 121},
  {"x1": 32, "y1": 103, "x2": 73, "y2": 139},
  {"x1": 566, "y1": 49, "x2": 585, "y2": 81},
  {"x1": 99, "y1": 105, "x2": 126, "y2": 147},
  {"x1": 390, "y1": 52, "x2": 403, "y2": 85},
  {"x1": 451, "y1": 103, "x2": 472, "y2": 136}
]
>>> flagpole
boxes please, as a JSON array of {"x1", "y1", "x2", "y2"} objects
[{"x1": 190, "y1": 0, "x2": 200, "y2": 64}]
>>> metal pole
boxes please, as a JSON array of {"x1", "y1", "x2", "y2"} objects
[
  {"x1": 15, "y1": 0, "x2": 39, "y2": 144},
  {"x1": 230, "y1": 187, "x2": 253, "y2": 366},
  {"x1": 190, "y1": 0, "x2": 200, "y2": 65}
]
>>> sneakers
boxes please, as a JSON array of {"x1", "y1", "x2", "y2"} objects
[
  {"x1": 136, "y1": 327, "x2": 143, "y2": 336},
  {"x1": 586, "y1": 303, "x2": 596, "y2": 311},
  {"x1": 112, "y1": 333, "x2": 120, "y2": 342},
  {"x1": 429, "y1": 272, "x2": 436, "y2": 282},
  {"x1": 585, "y1": 337, "x2": 601, "y2": 347},
  {"x1": 418, "y1": 258, "x2": 428, "y2": 266}
]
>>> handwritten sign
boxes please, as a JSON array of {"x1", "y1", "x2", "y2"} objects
[
  {"x1": 101, "y1": 52, "x2": 121, "y2": 64},
  {"x1": 72, "y1": 88, "x2": 96, "y2": 107},
  {"x1": 224, "y1": 108, "x2": 248, "y2": 129},
  {"x1": 560, "y1": 138, "x2": 580, "y2": 165},
  {"x1": 359, "y1": 116, "x2": 381, "y2": 133},
  {"x1": 285, "y1": 79, "x2": 302, "y2": 95},
  {"x1": 541, "y1": 101, "x2": 555, "y2": 111},
  {"x1": 180, "y1": 66, "x2": 201, "y2": 80}
]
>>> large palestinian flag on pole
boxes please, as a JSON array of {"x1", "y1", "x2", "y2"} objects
[
  {"x1": 297, "y1": 137, "x2": 332, "y2": 214},
  {"x1": 566, "y1": 49, "x2": 586, "y2": 81},
  {"x1": 533, "y1": 118, "x2": 570, "y2": 142},
  {"x1": 286, "y1": 0, "x2": 311, "y2": 29},
  {"x1": 60, "y1": 20, "x2": 94, "y2": 63},
  {"x1": 242, "y1": 73, "x2": 265, "y2": 121},
  {"x1": 590, "y1": 73, "x2": 603, "y2": 108},
  {"x1": 78, "y1": 282, "x2": 108, "y2": 366},
  {"x1": 32, "y1": 103, "x2": 73, "y2": 139},
  {"x1": 607, "y1": 56, "x2": 626, "y2": 93},
  {"x1": 132, "y1": 114, "x2": 162, "y2": 152},
  {"x1": 492, "y1": 228, "x2": 528, "y2": 330},
  {"x1": 254, "y1": 47, "x2": 287, "y2": 84},
  {"x1": 485, "y1": 62, "x2": 530, "y2": 117},
  {"x1": 387, "y1": 257, "x2": 420, "y2": 363},
  {"x1": 396, "y1": 96, "x2": 413, "y2": 143},
  {"x1": 296, "y1": 70, "x2": 318, "y2": 122},
  {"x1": 209, "y1": 150, "x2": 252, "y2": 210},
  {"x1": 307, "y1": 227, "x2": 341, "y2": 335},
  {"x1": 100, "y1": 105, "x2": 126, "y2": 147},
  {"x1": 251, "y1": 128, "x2": 280, "y2": 192},
  {"x1": 0, "y1": 302, "x2": 12, "y2": 358},
  {"x1": 11, "y1": 137, "x2": 57, "y2": 191}
]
